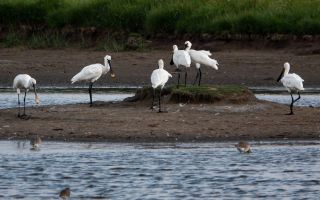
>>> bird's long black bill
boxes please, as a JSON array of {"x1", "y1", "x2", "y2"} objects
[
  {"x1": 170, "y1": 54, "x2": 174, "y2": 65},
  {"x1": 276, "y1": 68, "x2": 284, "y2": 82},
  {"x1": 108, "y1": 60, "x2": 116, "y2": 78}
]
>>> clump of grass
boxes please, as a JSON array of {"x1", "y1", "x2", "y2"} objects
[
  {"x1": 129, "y1": 85, "x2": 255, "y2": 104},
  {"x1": 169, "y1": 85, "x2": 253, "y2": 103}
]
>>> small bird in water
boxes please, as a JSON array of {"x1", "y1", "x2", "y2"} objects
[
  {"x1": 235, "y1": 141, "x2": 252, "y2": 153},
  {"x1": 59, "y1": 187, "x2": 71, "y2": 199},
  {"x1": 30, "y1": 135, "x2": 42, "y2": 150}
]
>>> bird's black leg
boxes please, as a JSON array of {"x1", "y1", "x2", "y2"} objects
[
  {"x1": 293, "y1": 92, "x2": 301, "y2": 103},
  {"x1": 151, "y1": 88, "x2": 156, "y2": 109},
  {"x1": 193, "y1": 70, "x2": 199, "y2": 85},
  {"x1": 17, "y1": 94, "x2": 21, "y2": 117},
  {"x1": 184, "y1": 68, "x2": 188, "y2": 87},
  {"x1": 177, "y1": 73, "x2": 180, "y2": 88},
  {"x1": 158, "y1": 88, "x2": 162, "y2": 113},
  {"x1": 23, "y1": 91, "x2": 27, "y2": 116},
  {"x1": 198, "y1": 68, "x2": 202, "y2": 86},
  {"x1": 287, "y1": 93, "x2": 294, "y2": 115},
  {"x1": 89, "y1": 82, "x2": 93, "y2": 107}
]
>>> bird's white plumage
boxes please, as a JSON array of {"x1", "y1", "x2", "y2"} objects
[
  {"x1": 151, "y1": 60, "x2": 172, "y2": 89},
  {"x1": 279, "y1": 62, "x2": 304, "y2": 92},
  {"x1": 71, "y1": 55, "x2": 111, "y2": 84},
  {"x1": 185, "y1": 41, "x2": 218, "y2": 70},
  {"x1": 13, "y1": 74, "x2": 36, "y2": 94},
  {"x1": 71, "y1": 64, "x2": 104, "y2": 83},
  {"x1": 172, "y1": 45, "x2": 191, "y2": 68}
]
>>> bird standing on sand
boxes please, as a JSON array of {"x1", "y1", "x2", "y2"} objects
[
  {"x1": 71, "y1": 55, "x2": 115, "y2": 106},
  {"x1": 59, "y1": 187, "x2": 71, "y2": 199},
  {"x1": 277, "y1": 62, "x2": 304, "y2": 115},
  {"x1": 235, "y1": 141, "x2": 252, "y2": 153},
  {"x1": 170, "y1": 45, "x2": 191, "y2": 87},
  {"x1": 30, "y1": 135, "x2": 42, "y2": 150},
  {"x1": 151, "y1": 59, "x2": 172, "y2": 112},
  {"x1": 13, "y1": 74, "x2": 40, "y2": 119},
  {"x1": 184, "y1": 41, "x2": 219, "y2": 86}
]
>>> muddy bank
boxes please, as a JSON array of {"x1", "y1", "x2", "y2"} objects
[
  {"x1": 0, "y1": 100, "x2": 319, "y2": 142},
  {"x1": 0, "y1": 39, "x2": 320, "y2": 88}
]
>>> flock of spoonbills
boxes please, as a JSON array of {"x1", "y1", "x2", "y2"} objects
[{"x1": 13, "y1": 41, "x2": 304, "y2": 117}]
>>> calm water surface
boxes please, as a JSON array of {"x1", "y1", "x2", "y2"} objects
[
  {"x1": 0, "y1": 92, "x2": 133, "y2": 109},
  {"x1": 0, "y1": 141, "x2": 319, "y2": 199}
]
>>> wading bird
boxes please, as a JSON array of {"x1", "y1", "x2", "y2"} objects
[
  {"x1": 30, "y1": 135, "x2": 42, "y2": 150},
  {"x1": 71, "y1": 55, "x2": 115, "y2": 106},
  {"x1": 235, "y1": 141, "x2": 252, "y2": 153},
  {"x1": 184, "y1": 41, "x2": 219, "y2": 86},
  {"x1": 13, "y1": 74, "x2": 39, "y2": 118},
  {"x1": 170, "y1": 45, "x2": 191, "y2": 87},
  {"x1": 59, "y1": 187, "x2": 70, "y2": 199},
  {"x1": 277, "y1": 62, "x2": 304, "y2": 115},
  {"x1": 151, "y1": 59, "x2": 172, "y2": 112}
]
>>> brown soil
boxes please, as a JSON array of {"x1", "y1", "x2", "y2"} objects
[
  {"x1": 0, "y1": 100, "x2": 319, "y2": 142},
  {"x1": 0, "y1": 39, "x2": 320, "y2": 88}
]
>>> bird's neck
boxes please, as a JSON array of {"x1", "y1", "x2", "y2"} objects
[
  {"x1": 102, "y1": 60, "x2": 110, "y2": 74},
  {"x1": 284, "y1": 66, "x2": 290, "y2": 76},
  {"x1": 185, "y1": 46, "x2": 191, "y2": 51}
]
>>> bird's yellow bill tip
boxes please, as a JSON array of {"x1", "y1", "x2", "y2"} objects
[{"x1": 35, "y1": 95, "x2": 40, "y2": 104}]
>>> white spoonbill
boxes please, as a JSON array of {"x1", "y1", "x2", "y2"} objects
[
  {"x1": 151, "y1": 59, "x2": 172, "y2": 112},
  {"x1": 277, "y1": 62, "x2": 304, "y2": 115},
  {"x1": 235, "y1": 141, "x2": 252, "y2": 153},
  {"x1": 184, "y1": 41, "x2": 219, "y2": 86},
  {"x1": 170, "y1": 45, "x2": 191, "y2": 87},
  {"x1": 13, "y1": 74, "x2": 39, "y2": 118},
  {"x1": 71, "y1": 55, "x2": 115, "y2": 106}
]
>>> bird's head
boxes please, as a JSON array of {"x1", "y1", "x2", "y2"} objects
[
  {"x1": 172, "y1": 45, "x2": 178, "y2": 52},
  {"x1": 184, "y1": 41, "x2": 192, "y2": 49},
  {"x1": 158, "y1": 59, "x2": 164, "y2": 69},
  {"x1": 30, "y1": 78, "x2": 40, "y2": 104},
  {"x1": 105, "y1": 55, "x2": 115, "y2": 78}
]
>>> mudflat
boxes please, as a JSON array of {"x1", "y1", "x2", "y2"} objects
[{"x1": 0, "y1": 40, "x2": 320, "y2": 87}]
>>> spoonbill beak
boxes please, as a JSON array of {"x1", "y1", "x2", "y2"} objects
[{"x1": 277, "y1": 68, "x2": 285, "y2": 82}]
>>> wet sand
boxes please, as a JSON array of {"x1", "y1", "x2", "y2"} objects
[{"x1": 0, "y1": 100, "x2": 319, "y2": 142}]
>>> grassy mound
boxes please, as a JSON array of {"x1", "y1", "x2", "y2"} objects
[{"x1": 126, "y1": 85, "x2": 255, "y2": 104}]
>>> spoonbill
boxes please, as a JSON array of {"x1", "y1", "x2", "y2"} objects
[
  {"x1": 59, "y1": 187, "x2": 71, "y2": 199},
  {"x1": 13, "y1": 74, "x2": 39, "y2": 118},
  {"x1": 277, "y1": 62, "x2": 304, "y2": 115},
  {"x1": 71, "y1": 55, "x2": 115, "y2": 106},
  {"x1": 151, "y1": 59, "x2": 172, "y2": 112},
  {"x1": 170, "y1": 45, "x2": 191, "y2": 87},
  {"x1": 30, "y1": 135, "x2": 42, "y2": 150},
  {"x1": 235, "y1": 141, "x2": 252, "y2": 153},
  {"x1": 184, "y1": 41, "x2": 219, "y2": 86}
]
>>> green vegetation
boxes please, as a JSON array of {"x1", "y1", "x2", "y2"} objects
[
  {"x1": 1, "y1": 0, "x2": 319, "y2": 48},
  {"x1": 131, "y1": 85, "x2": 254, "y2": 103}
]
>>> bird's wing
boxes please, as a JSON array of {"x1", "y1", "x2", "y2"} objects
[
  {"x1": 151, "y1": 69, "x2": 161, "y2": 88},
  {"x1": 71, "y1": 64, "x2": 102, "y2": 83},
  {"x1": 173, "y1": 50, "x2": 191, "y2": 67},
  {"x1": 198, "y1": 50, "x2": 212, "y2": 56},
  {"x1": 281, "y1": 74, "x2": 304, "y2": 90}
]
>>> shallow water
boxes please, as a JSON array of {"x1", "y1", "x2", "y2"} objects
[
  {"x1": 0, "y1": 141, "x2": 319, "y2": 199},
  {"x1": 0, "y1": 92, "x2": 133, "y2": 109},
  {"x1": 255, "y1": 94, "x2": 320, "y2": 107}
]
